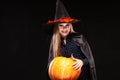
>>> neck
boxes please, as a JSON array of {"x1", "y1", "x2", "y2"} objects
[
  {"x1": 63, "y1": 39, "x2": 66, "y2": 45},
  {"x1": 61, "y1": 36, "x2": 67, "y2": 45}
]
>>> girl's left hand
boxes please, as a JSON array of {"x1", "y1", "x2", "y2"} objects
[{"x1": 71, "y1": 54, "x2": 84, "y2": 71}]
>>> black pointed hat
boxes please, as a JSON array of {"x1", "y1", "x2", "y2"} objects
[{"x1": 47, "y1": 0, "x2": 79, "y2": 24}]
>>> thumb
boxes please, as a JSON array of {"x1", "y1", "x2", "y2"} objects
[{"x1": 71, "y1": 54, "x2": 77, "y2": 61}]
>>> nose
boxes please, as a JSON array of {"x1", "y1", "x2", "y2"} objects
[{"x1": 63, "y1": 26, "x2": 67, "y2": 29}]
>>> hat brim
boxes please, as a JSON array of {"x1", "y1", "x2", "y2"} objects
[
  {"x1": 47, "y1": 17, "x2": 80, "y2": 24},
  {"x1": 43, "y1": 17, "x2": 80, "y2": 35}
]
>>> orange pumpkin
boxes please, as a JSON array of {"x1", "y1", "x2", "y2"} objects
[{"x1": 48, "y1": 56, "x2": 81, "y2": 80}]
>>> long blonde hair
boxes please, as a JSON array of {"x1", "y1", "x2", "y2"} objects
[{"x1": 51, "y1": 23, "x2": 76, "y2": 57}]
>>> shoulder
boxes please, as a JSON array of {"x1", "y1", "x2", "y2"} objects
[
  {"x1": 70, "y1": 33, "x2": 84, "y2": 39},
  {"x1": 70, "y1": 33, "x2": 86, "y2": 44}
]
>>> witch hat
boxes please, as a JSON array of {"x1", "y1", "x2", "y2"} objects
[
  {"x1": 44, "y1": 0, "x2": 80, "y2": 35},
  {"x1": 47, "y1": 0, "x2": 79, "y2": 24}
]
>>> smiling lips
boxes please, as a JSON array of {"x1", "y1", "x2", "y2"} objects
[{"x1": 61, "y1": 30, "x2": 68, "y2": 34}]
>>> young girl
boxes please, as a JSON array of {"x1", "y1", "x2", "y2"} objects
[
  {"x1": 47, "y1": 21, "x2": 97, "y2": 80},
  {"x1": 45, "y1": 0, "x2": 97, "y2": 80}
]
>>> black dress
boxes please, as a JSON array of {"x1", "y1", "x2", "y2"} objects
[{"x1": 60, "y1": 36, "x2": 91, "y2": 80}]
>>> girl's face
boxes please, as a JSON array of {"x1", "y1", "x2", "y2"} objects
[{"x1": 58, "y1": 23, "x2": 71, "y2": 38}]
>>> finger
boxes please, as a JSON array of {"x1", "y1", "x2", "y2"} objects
[
  {"x1": 72, "y1": 59, "x2": 83, "y2": 66},
  {"x1": 76, "y1": 66, "x2": 81, "y2": 71},
  {"x1": 72, "y1": 61, "x2": 81, "y2": 69},
  {"x1": 71, "y1": 54, "x2": 77, "y2": 61},
  {"x1": 73, "y1": 63, "x2": 82, "y2": 71},
  {"x1": 72, "y1": 61, "x2": 77, "y2": 66},
  {"x1": 72, "y1": 60, "x2": 83, "y2": 70}
]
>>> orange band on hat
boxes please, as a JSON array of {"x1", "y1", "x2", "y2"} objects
[{"x1": 47, "y1": 17, "x2": 75, "y2": 24}]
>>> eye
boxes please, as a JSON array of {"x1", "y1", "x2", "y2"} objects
[
  {"x1": 66, "y1": 24, "x2": 69, "y2": 27},
  {"x1": 59, "y1": 25, "x2": 63, "y2": 27},
  {"x1": 58, "y1": 23, "x2": 70, "y2": 28},
  {"x1": 58, "y1": 25, "x2": 63, "y2": 28}
]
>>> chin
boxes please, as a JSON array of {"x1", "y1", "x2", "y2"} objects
[{"x1": 61, "y1": 34, "x2": 68, "y2": 38}]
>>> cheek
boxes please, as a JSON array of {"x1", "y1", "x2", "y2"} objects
[
  {"x1": 58, "y1": 29, "x2": 62, "y2": 33},
  {"x1": 59, "y1": 29, "x2": 63, "y2": 35},
  {"x1": 67, "y1": 28, "x2": 71, "y2": 32}
]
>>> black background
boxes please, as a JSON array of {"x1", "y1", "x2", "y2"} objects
[{"x1": 1, "y1": 0, "x2": 120, "y2": 80}]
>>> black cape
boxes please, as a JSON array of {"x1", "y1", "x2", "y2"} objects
[{"x1": 48, "y1": 33, "x2": 97, "y2": 80}]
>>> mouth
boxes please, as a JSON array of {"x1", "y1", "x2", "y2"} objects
[{"x1": 61, "y1": 31, "x2": 68, "y2": 33}]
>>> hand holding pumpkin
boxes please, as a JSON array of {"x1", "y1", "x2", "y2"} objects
[
  {"x1": 71, "y1": 54, "x2": 84, "y2": 71},
  {"x1": 48, "y1": 56, "x2": 81, "y2": 80}
]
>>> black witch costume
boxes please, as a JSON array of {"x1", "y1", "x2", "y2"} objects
[
  {"x1": 48, "y1": 33, "x2": 97, "y2": 80},
  {"x1": 45, "y1": 0, "x2": 97, "y2": 80}
]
